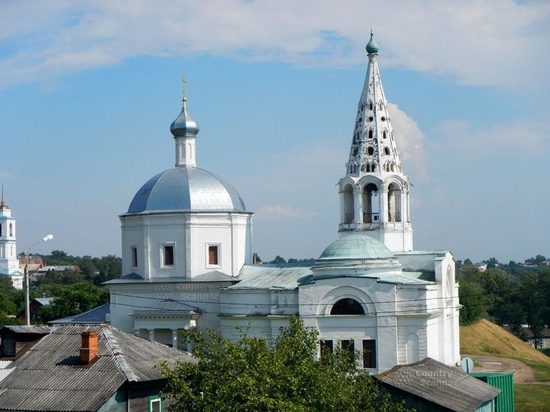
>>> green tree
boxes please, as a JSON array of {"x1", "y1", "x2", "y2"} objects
[
  {"x1": 459, "y1": 281, "x2": 486, "y2": 325},
  {"x1": 0, "y1": 277, "x2": 24, "y2": 326},
  {"x1": 38, "y1": 282, "x2": 108, "y2": 322},
  {"x1": 159, "y1": 317, "x2": 410, "y2": 412}
]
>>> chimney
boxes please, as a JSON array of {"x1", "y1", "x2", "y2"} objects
[{"x1": 80, "y1": 331, "x2": 99, "y2": 364}]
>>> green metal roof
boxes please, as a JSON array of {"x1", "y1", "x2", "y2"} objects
[
  {"x1": 318, "y1": 233, "x2": 394, "y2": 260},
  {"x1": 229, "y1": 264, "x2": 313, "y2": 290}
]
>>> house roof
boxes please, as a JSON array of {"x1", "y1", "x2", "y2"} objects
[
  {"x1": 34, "y1": 298, "x2": 54, "y2": 306},
  {"x1": 376, "y1": 358, "x2": 500, "y2": 412},
  {"x1": 0, "y1": 325, "x2": 195, "y2": 411},
  {"x1": 49, "y1": 303, "x2": 110, "y2": 325},
  {"x1": 0, "y1": 325, "x2": 52, "y2": 335}
]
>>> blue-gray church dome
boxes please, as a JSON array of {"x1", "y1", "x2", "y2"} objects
[
  {"x1": 318, "y1": 233, "x2": 394, "y2": 260},
  {"x1": 127, "y1": 166, "x2": 247, "y2": 214}
]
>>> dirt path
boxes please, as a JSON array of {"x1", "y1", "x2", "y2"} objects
[{"x1": 464, "y1": 354, "x2": 543, "y2": 384}]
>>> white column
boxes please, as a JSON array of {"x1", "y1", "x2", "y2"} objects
[
  {"x1": 354, "y1": 185, "x2": 363, "y2": 226},
  {"x1": 148, "y1": 329, "x2": 155, "y2": 342},
  {"x1": 379, "y1": 186, "x2": 388, "y2": 224},
  {"x1": 172, "y1": 329, "x2": 179, "y2": 349}
]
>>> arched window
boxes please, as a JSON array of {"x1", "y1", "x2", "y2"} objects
[
  {"x1": 330, "y1": 298, "x2": 365, "y2": 315},
  {"x1": 367, "y1": 146, "x2": 374, "y2": 156},
  {"x1": 9, "y1": 223, "x2": 13, "y2": 237},
  {"x1": 343, "y1": 185, "x2": 355, "y2": 224},
  {"x1": 362, "y1": 183, "x2": 379, "y2": 223},
  {"x1": 368, "y1": 129, "x2": 373, "y2": 140},
  {"x1": 388, "y1": 183, "x2": 402, "y2": 222}
]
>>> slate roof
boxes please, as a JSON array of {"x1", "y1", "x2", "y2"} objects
[
  {"x1": 376, "y1": 358, "x2": 500, "y2": 412},
  {"x1": 0, "y1": 325, "x2": 195, "y2": 411},
  {"x1": 0, "y1": 325, "x2": 52, "y2": 335},
  {"x1": 49, "y1": 303, "x2": 110, "y2": 325}
]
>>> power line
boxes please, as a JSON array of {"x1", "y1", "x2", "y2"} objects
[{"x1": 109, "y1": 293, "x2": 462, "y2": 317}]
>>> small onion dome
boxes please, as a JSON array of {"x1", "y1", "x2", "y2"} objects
[
  {"x1": 366, "y1": 32, "x2": 379, "y2": 54},
  {"x1": 170, "y1": 99, "x2": 199, "y2": 138}
]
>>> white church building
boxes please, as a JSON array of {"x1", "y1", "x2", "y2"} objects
[
  {"x1": 0, "y1": 193, "x2": 23, "y2": 290},
  {"x1": 107, "y1": 34, "x2": 460, "y2": 374}
]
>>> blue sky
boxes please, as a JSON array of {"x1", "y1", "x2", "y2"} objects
[{"x1": 1, "y1": 0, "x2": 549, "y2": 262}]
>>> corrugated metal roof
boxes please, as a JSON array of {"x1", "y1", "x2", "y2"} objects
[
  {"x1": 1, "y1": 325, "x2": 52, "y2": 335},
  {"x1": 228, "y1": 265, "x2": 313, "y2": 290},
  {"x1": 50, "y1": 303, "x2": 110, "y2": 325},
  {"x1": 0, "y1": 361, "x2": 12, "y2": 370},
  {"x1": 0, "y1": 325, "x2": 195, "y2": 411},
  {"x1": 376, "y1": 358, "x2": 500, "y2": 412}
]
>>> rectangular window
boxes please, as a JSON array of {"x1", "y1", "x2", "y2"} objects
[
  {"x1": 131, "y1": 247, "x2": 138, "y2": 267},
  {"x1": 163, "y1": 245, "x2": 174, "y2": 266},
  {"x1": 320, "y1": 339, "x2": 333, "y2": 359},
  {"x1": 363, "y1": 339, "x2": 376, "y2": 368},
  {"x1": 149, "y1": 396, "x2": 162, "y2": 412},
  {"x1": 341, "y1": 339, "x2": 355, "y2": 362},
  {"x1": 208, "y1": 245, "x2": 219, "y2": 266}
]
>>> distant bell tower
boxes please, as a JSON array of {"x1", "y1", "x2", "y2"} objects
[
  {"x1": 338, "y1": 32, "x2": 413, "y2": 252},
  {"x1": 0, "y1": 187, "x2": 23, "y2": 288}
]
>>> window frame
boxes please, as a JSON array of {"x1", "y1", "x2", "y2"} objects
[
  {"x1": 131, "y1": 246, "x2": 138, "y2": 268},
  {"x1": 362, "y1": 339, "x2": 377, "y2": 369},
  {"x1": 160, "y1": 243, "x2": 176, "y2": 268},
  {"x1": 148, "y1": 395, "x2": 162, "y2": 412},
  {"x1": 206, "y1": 243, "x2": 221, "y2": 268}
]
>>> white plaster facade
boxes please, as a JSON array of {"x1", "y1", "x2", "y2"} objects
[
  {"x1": 108, "y1": 37, "x2": 461, "y2": 373},
  {"x1": 0, "y1": 199, "x2": 23, "y2": 289}
]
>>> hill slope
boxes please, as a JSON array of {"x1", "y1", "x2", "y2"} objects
[{"x1": 460, "y1": 319, "x2": 550, "y2": 365}]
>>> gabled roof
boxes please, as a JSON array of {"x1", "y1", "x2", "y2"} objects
[
  {"x1": 376, "y1": 358, "x2": 500, "y2": 412},
  {"x1": 33, "y1": 298, "x2": 54, "y2": 306},
  {"x1": 49, "y1": 303, "x2": 110, "y2": 325},
  {"x1": 0, "y1": 325, "x2": 195, "y2": 411}
]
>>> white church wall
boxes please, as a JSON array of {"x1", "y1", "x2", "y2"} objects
[{"x1": 121, "y1": 212, "x2": 251, "y2": 279}]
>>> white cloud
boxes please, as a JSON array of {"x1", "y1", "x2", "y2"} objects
[
  {"x1": 0, "y1": 171, "x2": 14, "y2": 180},
  {"x1": 434, "y1": 119, "x2": 549, "y2": 158},
  {"x1": 256, "y1": 205, "x2": 318, "y2": 220},
  {"x1": 388, "y1": 103, "x2": 428, "y2": 181},
  {"x1": 0, "y1": 0, "x2": 548, "y2": 90}
]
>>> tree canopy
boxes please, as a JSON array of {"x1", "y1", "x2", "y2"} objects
[{"x1": 159, "y1": 317, "x2": 410, "y2": 412}]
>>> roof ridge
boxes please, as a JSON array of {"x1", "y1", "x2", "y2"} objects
[{"x1": 101, "y1": 325, "x2": 139, "y2": 382}]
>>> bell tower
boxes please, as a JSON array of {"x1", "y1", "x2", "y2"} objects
[
  {"x1": 0, "y1": 187, "x2": 22, "y2": 287},
  {"x1": 338, "y1": 33, "x2": 413, "y2": 252}
]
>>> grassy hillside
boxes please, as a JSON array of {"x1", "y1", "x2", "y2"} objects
[
  {"x1": 460, "y1": 319, "x2": 550, "y2": 365},
  {"x1": 461, "y1": 319, "x2": 550, "y2": 412}
]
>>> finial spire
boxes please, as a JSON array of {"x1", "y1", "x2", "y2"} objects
[
  {"x1": 182, "y1": 76, "x2": 188, "y2": 109},
  {"x1": 0, "y1": 184, "x2": 8, "y2": 209}
]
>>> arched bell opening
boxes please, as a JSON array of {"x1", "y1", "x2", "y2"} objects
[
  {"x1": 362, "y1": 183, "x2": 380, "y2": 223},
  {"x1": 330, "y1": 298, "x2": 365, "y2": 315},
  {"x1": 342, "y1": 184, "x2": 355, "y2": 224},
  {"x1": 387, "y1": 182, "x2": 402, "y2": 222}
]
